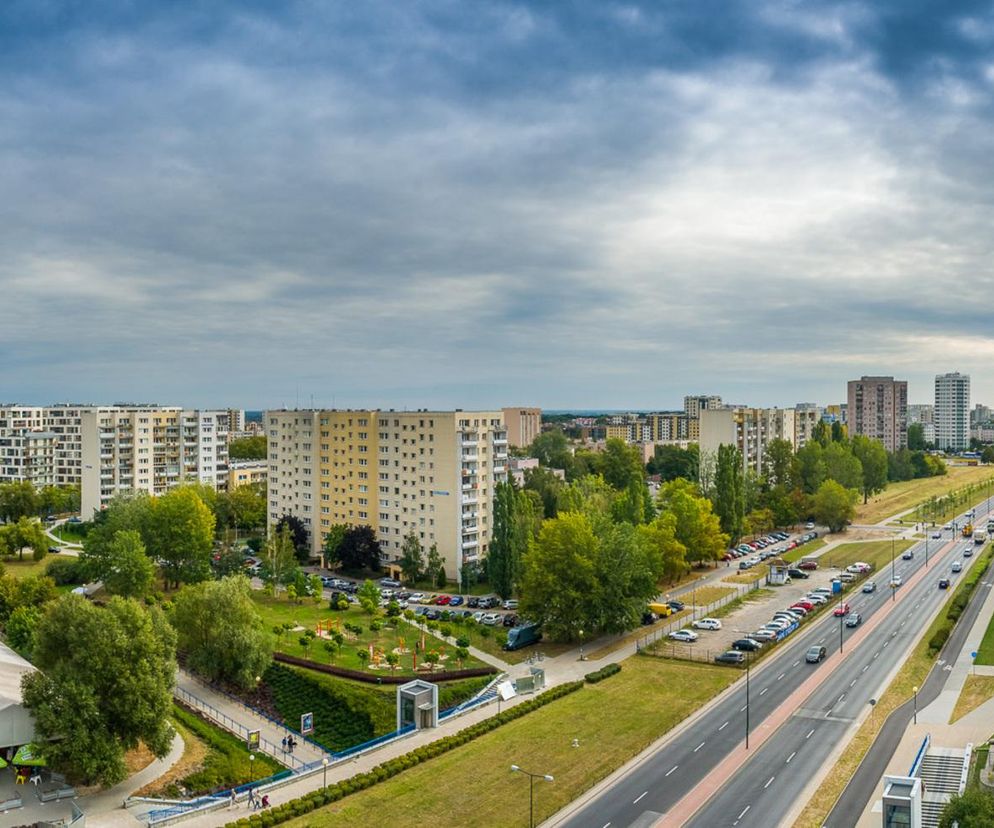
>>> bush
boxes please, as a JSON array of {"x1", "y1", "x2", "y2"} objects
[
  {"x1": 585, "y1": 663, "x2": 622, "y2": 684},
  {"x1": 456, "y1": 636, "x2": 470, "y2": 648},
  {"x1": 929, "y1": 627, "x2": 950, "y2": 653},
  {"x1": 440, "y1": 625, "x2": 453, "y2": 638},
  {"x1": 45, "y1": 556, "x2": 85, "y2": 585}
]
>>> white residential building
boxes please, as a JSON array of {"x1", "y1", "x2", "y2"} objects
[
  {"x1": 935, "y1": 373, "x2": 970, "y2": 452},
  {"x1": 699, "y1": 407, "x2": 796, "y2": 476}
]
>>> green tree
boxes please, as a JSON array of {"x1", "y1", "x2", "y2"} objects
[
  {"x1": 398, "y1": 530, "x2": 424, "y2": 585},
  {"x1": 939, "y1": 786, "x2": 994, "y2": 827},
  {"x1": 793, "y1": 442, "x2": 827, "y2": 494},
  {"x1": 338, "y1": 525, "x2": 382, "y2": 572},
  {"x1": 713, "y1": 445, "x2": 745, "y2": 542},
  {"x1": 21, "y1": 594, "x2": 176, "y2": 786},
  {"x1": 81, "y1": 494, "x2": 153, "y2": 580},
  {"x1": 145, "y1": 487, "x2": 215, "y2": 587},
  {"x1": 983, "y1": 446, "x2": 994, "y2": 465},
  {"x1": 523, "y1": 466, "x2": 564, "y2": 519},
  {"x1": 743, "y1": 508, "x2": 775, "y2": 536},
  {"x1": 812, "y1": 479, "x2": 857, "y2": 532},
  {"x1": 170, "y1": 575, "x2": 273, "y2": 689},
  {"x1": 763, "y1": 439, "x2": 794, "y2": 489},
  {"x1": 228, "y1": 435, "x2": 268, "y2": 460},
  {"x1": 830, "y1": 421, "x2": 847, "y2": 443},
  {"x1": 888, "y1": 448, "x2": 916, "y2": 482},
  {"x1": 557, "y1": 474, "x2": 615, "y2": 530},
  {"x1": 5, "y1": 604, "x2": 41, "y2": 659},
  {"x1": 425, "y1": 543, "x2": 445, "y2": 587},
  {"x1": 656, "y1": 479, "x2": 728, "y2": 565},
  {"x1": 0, "y1": 516, "x2": 48, "y2": 561},
  {"x1": 528, "y1": 430, "x2": 573, "y2": 471},
  {"x1": 260, "y1": 524, "x2": 299, "y2": 596},
  {"x1": 217, "y1": 485, "x2": 267, "y2": 536},
  {"x1": 0, "y1": 481, "x2": 40, "y2": 523},
  {"x1": 322, "y1": 523, "x2": 349, "y2": 569},
  {"x1": 101, "y1": 530, "x2": 155, "y2": 598},
  {"x1": 518, "y1": 512, "x2": 600, "y2": 641},
  {"x1": 851, "y1": 435, "x2": 889, "y2": 503},
  {"x1": 611, "y1": 476, "x2": 652, "y2": 525},
  {"x1": 590, "y1": 521, "x2": 663, "y2": 633},
  {"x1": 488, "y1": 481, "x2": 518, "y2": 599},
  {"x1": 601, "y1": 438, "x2": 644, "y2": 490},
  {"x1": 811, "y1": 420, "x2": 831, "y2": 447},
  {"x1": 0, "y1": 572, "x2": 58, "y2": 624},
  {"x1": 907, "y1": 422, "x2": 927, "y2": 451},
  {"x1": 357, "y1": 579, "x2": 381, "y2": 615},
  {"x1": 275, "y1": 514, "x2": 311, "y2": 563},
  {"x1": 637, "y1": 510, "x2": 688, "y2": 583},
  {"x1": 646, "y1": 444, "x2": 699, "y2": 481},
  {"x1": 824, "y1": 441, "x2": 863, "y2": 491}
]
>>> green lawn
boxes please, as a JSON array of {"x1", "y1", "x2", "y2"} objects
[
  {"x1": 281, "y1": 656, "x2": 738, "y2": 828},
  {"x1": 252, "y1": 593, "x2": 488, "y2": 676},
  {"x1": 783, "y1": 537, "x2": 827, "y2": 563},
  {"x1": 1, "y1": 557, "x2": 53, "y2": 579},
  {"x1": 50, "y1": 524, "x2": 87, "y2": 545},
  {"x1": 973, "y1": 606, "x2": 994, "y2": 666},
  {"x1": 818, "y1": 539, "x2": 915, "y2": 574},
  {"x1": 854, "y1": 466, "x2": 994, "y2": 525}
]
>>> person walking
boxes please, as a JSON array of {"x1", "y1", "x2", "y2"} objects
[
  {"x1": 229, "y1": 789, "x2": 237, "y2": 809},
  {"x1": 261, "y1": 794, "x2": 270, "y2": 809},
  {"x1": 281, "y1": 735, "x2": 287, "y2": 752},
  {"x1": 247, "y1": 788, "x2": 256, "y2": 810}
]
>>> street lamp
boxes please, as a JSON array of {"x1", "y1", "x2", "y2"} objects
[
  {"x1": 745, "y1": 656, "x2": 751, "y2": 750},
  {"x1": 511, "y1": 765, "x2": 554, "y2": 828},
  {"x1": 322, "y1": 756, "x2": 329, "y2": 787},
  {"x1": 913, "y1": 686, "x2": 919, "y2": 725},
  {"x1": 891, "y1": 539, "x2": 896, "y2": 602},
  {"x1": 578, "y1": 629, "x2": 585, "y2": 662}
]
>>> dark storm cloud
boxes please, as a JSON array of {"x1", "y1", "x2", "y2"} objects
[{"x1": 1, "y1": 1, "x2": 993, "y2": 408}]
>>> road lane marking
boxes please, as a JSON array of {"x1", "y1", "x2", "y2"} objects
[
  {"x1": 719, "y1": 721, "x2": 729, "y2": 731},
  {"x1": 884, "y1": 640, "x2": 889, "y2": 647},
  {"x1": 793, "y1": 660, "x2": 800, "y2": 667},
  {"x1": 633, "y1": 791, "x2": 647, "y2": 804},
  {"x1": 665, "y1": 765, "x2": 678, "y2": 777},
  {"x1": 838, "y1": 693, "x2": 846, "y2": 704},
  {"x1": 737, "y1": 805, "x2": 750, "y2": 820},
  {"x1": 874, "y1": 651, "x2": 880, "y2": 659},
  {"x1": 818, "y1": 637, "x2": 826, "y2": 644},
  {"x1": 741, "y1": 705, "x2": 748, "y2": 712},
  {"x1": 694, "y1": 742, "x2": 705, "y2": 752},
  {"x1": 764, "y1": 776, "x2": 775, "y2": 789},
  {"x1": 778, "y1": 673, "x2": 785, "y2": 680},
  {"x1": 760, "y1": 688, "x2": 768, "y2": 696},
  {"x1": 862, "y1": 665, "x2": 869, "y2": 673},
  {"x1": 806, "y1": 729, "x2": 815, "y2": 739},
  {"x1": 850, "y1": 679, "x2": 857, "y2": 687},
  {"x1": 786, "y1": 751, "x2": 796, "y2": 763}
]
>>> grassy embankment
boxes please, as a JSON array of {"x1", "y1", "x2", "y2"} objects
[
  {"x1": 856, "y1": 466, "x2": 994, "y2": 526},
  {"x1": 279, "y1": 656, "x2": 737, "y2": 828}
]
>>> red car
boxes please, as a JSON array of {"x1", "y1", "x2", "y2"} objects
[
  {"x1": 833, "y1": 603, "x2": 851, "y2": 617},
  {"x1": 798, "y1": 560, "x2": 818, "y2": 570},
  {"x1": 791, "y1": 601, "x2": 814, "y2": 612},
  {"x1": 436, "y1": 595, "x2": 452, "y2": 606}
]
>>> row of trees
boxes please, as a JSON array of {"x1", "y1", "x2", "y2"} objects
[
  {"x1": 0, "y1": 481, "x2": 80, "y2": 523},
  {"x1": 0, "y1": 516, "x2": 49, "y2": 561}
]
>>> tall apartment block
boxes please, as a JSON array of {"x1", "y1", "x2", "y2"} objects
[
  {"x1": 934, "y1": 373, "x2": 970, "y2": 451},
  {"x1": 699, "y1": 407, "x2": 796, "y2": 475},
  {"x1": 847, "y1": 376, "x2": 908, "y2": 452},
  {"x1": 266, "y1": 409, "x2": 508, "y2": 584},
  {"x1": 907, "y1": 404, "x2": 936, "y2": 444},
  {"x1": 501, "y1": 407, "x2": 541, "y2": 449},
  {"x1": 684, "y1": 395, "x2": 723, "y2": 419},
  {"x1": 80, "y1": 408, "x2": 230, "y2": 516},
  {"x1": 793, "y1": 404, "x2": 821, "y2": 448}
]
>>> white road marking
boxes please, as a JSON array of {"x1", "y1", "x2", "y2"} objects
[
  {"x1": 806, "y1": 729, "x2": 815, "y2": 739},
  {"x1": 694, "y1": 742, "x2": 705, "y2": 752},
  {"x1": 874, "y1": 652, "x2": 880, "y2": 659},
  {"x1": 778, "y1": 673, "x2": 785, "y2": 680},
  {"x1": 764, "y1": 776, "x2": 775, "y2": 789},
  {"x1": 793, "y1": 660, "x2": 800, "y2": 667},
  {"x1": 665, "y1": 765, "x2": 678, "y2": 777},
  {"x1": 862, "y1": 665, "x2": 869, "y2": 673},
  {"x1": 884, "y1": 640, "x2": 889, "y2": 647},
  {"x1": 786, "y1": 751, "x2": 796, "y2": 763},
  {"x1": 838, "y1": 693, "x2": 846, "y2": 704},
  {"x1": 741, "y1": 705, "x2": 748, "y2": 712},
  {"x1": 633, "y1": 791, "x2": 647, "y2": 804},
  {"x1": 760, "y1": 688, "x2": 768, "y2": 696},
  {"x1": 737, "y1": 806, "x2": 751, "y2": 820},
  {"x1": 850, "y1": 679, "x2": 857, "y2": 687},
  {"x1": 719, "y1": 721, "x2": 729, "y2": 731},
  {"x1": 818, "y1": 637, "x2": 826, "y2": 644}
]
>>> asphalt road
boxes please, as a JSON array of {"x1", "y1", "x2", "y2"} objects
[{"x1": 556, "y1": 499, "x2": 994, "y2": 828}]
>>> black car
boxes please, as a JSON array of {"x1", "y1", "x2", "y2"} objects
[
  {"x1": 47, "y1": 545, "x2": 61, "y2": 554},
  {"x1": 732, "y1": 638, "x2": 762, "y2": 652},
  {"x1": 786, "y1": 568, "x2": 809, "y2": 579},
  {"x1": 641, "y1": 612, "x2": 656, "y2": 626},
  {"x1": 425, "y1": 609, "x2": 441, "y2": 620},
  {"x1": 902, "y1": 550, "x2": 914, "y2": 560},
  {"x1": 667, "y1": 600, "x2": 685, "y2": 612},
  {"x1": 938, "y1": 578, "x2": 950, "y2": 589},
  {"x1": 503, "y1": 613, "x2": 519, "y2": 628},
  {"x1": 467, "y1": 597, "x2": 480, "y2": 608}
]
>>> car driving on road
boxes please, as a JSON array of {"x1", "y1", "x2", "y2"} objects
[
  {"x1": 862, "y1": 581, "x2": 877, "y2": 593},
  {"x1": 938, "y1": 578, "x2": 951, "y2": 589},
  {"x1": 833, "y1": 603, "x2": 851, "y2": 617},
  {"x1": 845, "y1": 612, "x2": 862, "y2": 628},
  {"x1": 902, "y1": 549, "x2": 914, "y2": 560},
  {"x1": 805, "y1": 645, "x2": 827, "y2": 663}
]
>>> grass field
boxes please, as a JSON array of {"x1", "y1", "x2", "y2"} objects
[
  {"x1": 792, "y1": 543, "x2": 994, "y2": 828},
  {"x1": 281, "y1": 656, "x2": 738, "y2": 828},
  {"x1": 950, "y1": 675, "x2": 994, "y2": 724},
  {"x1": 1, "y1": 557, "x2": 53, "y2": 579},
  {"x1": 854, "y1": 466, "x2": 994, "y2": 525},
  {"x1": 971, "y1": 606, "x2": 994, "y2": 666},
  {"x1": 817, "y1": 540, "x2": 915, "y2": 574},
  {"x1": 722, "y1": 572, "x2": 765, "y2": 586},
  {"x1": 783, "y1": 538, "x2": 827, "y2": 563}
]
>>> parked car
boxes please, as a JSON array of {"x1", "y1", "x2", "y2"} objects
[
  {"x1": 751, "y1": 629, "x2": 777, "y2": 642},
  {"x1": 408, "y1": 593, "x2": 425, "y2": 604},
  {"x1": 846, "y1": 562, "x2": 872, "y2": 574},
  {"x1": 805, "y1": 645, "x2": 827, "y2": 663},
  {"x1": 667, "y1": 600, "x2": 685, "y2": 612},
  {"x1": 467, "y1": 596, "x2": 480, "y2": 608},
  {"x1": 862, "y1": 581, "x2": 877, "y2": 593},
  {"x1": 732, "y1": 638, "x2": 762, "y2": 652},
  {"x1": 692, "y1": 617, "x2": 722, "y2": 630},
  {"x1": 502, "y1": 599, "x2": 519, "y2": 610},
  {"x1": 805, "y1": 521, "x2": 815, "y2": 530},
  {"x1": 938, "y1": 578, "x2": 951, "y2": 589},
  {"x1": 715, "y1": 651, "x2": 746, "y2": 665},
  {"x1": 845, "y1": 612, "x2": 862, "y2": 628},
  {"x1": 379, "y1": 577, "x2": 402, "y2": 588},
  {"x1": 964, "y1": 548, "x2": 974, "y2": 558},
  {"x1": 480, "y1": 612, "x2": 502, "y2": 626},
  {"x1": 791, "y1": 601, "x2": 814, "y2": 612},
  {"x1": 449, "y1": 595, "x2": 464, "y2": 606},
  {"x1": 471, "y1": 611, "x2": 485, "y2": 622},
  {"x1": 833, "y1": 603, "x2": 851, "y2": 617},
  {"x1": 838, "y1": 572, "x2": 857, "y2": 583},
  {"x1": 503, "y1": 613, "x2": 519, "y2": 628},
  {"x1": 798, "y1": 560, "x2": 819, "y2": 571},
  {"x1": 804, "y1": 593, "x2": 828, "y2": 605},
  {"x1": 425, "y1": 609, "x2": 442, "y2": 620},
  {"x1": 668, "y1": 629, "x2": 699, "y2": 643},
  {"x1": 787, "y1": 568, "x2": 809, "y2": 579}
]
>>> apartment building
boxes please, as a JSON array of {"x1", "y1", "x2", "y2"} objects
[
  {"x1": 935, "y1": 373, "x2": 970, "y2": 452},
  {"x1": 502, "y1": 407, "x2": 541, "y2": 449},
  {"x1": 908, "y1": 404, "x2": 936, "y2": 445},
  {"x1": 266, "y1": 409, "x2": 508, "y2": 583},
  {"x1": 699, "y1": 407, "x2": 796, "y2": 475},
  {"x1": 684, "y1": 395, "x2": 723, "y2": 419},
  {"x1": 228, "y1": 459, "x2": 269, "y2": 489},
  {"x1": 847, "y1": 376, "x2": 908, "y2": 452},
  {"x1": 793, "y1": 404, "x2": 822, "y2": 448},
  {"x1": 80, "y1": 407, "x2": 230, "y2": 516}
]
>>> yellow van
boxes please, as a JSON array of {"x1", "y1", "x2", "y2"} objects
[{"x1": 648, "y1": 602, "x2": 674, "y2": 618}]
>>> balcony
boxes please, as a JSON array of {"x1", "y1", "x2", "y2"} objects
[
  {"x1": 493, "y1": 437, "x2": 508, "y2": 446},
  {"x1": 461, "y1": 538, "x2": 479, "y2": 550},
  {"x1": 493, "y1": 464, "x2": 506, "y2": 474},
  {"x1": 462, "y1": 522, "x2": 479, "y2": 532},
  {"x1": 462, "y1": 493, "x2": 478, "y2": 504},
  {"x1": 461, "y1": 452, "x2": 479, "y2": 462}
]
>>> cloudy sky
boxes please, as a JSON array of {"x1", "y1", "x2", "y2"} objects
[{"x1": 3, "y1": 1, "x2": 993, "y2": 411}]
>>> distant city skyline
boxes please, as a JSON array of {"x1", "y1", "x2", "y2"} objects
[{"x1": 3, "y1": 3, "x2": 993, "y2": 407}]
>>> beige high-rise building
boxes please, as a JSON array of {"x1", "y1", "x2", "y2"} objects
[
  {"x1": 502, "y1": 407, "x2": 541, "y2": 449},
  {"x1": 266, "y1": 409, "x2": 508, "y2": 583},
  {"x1": 684, "y1": 395, "x2": 723, "y2": 420},
  {"x1": 700, "y1": 407, "x2": 796, "y2": 475},
  {"x1": 80, "y1": 407, "x2": 230, "y2": 516},
  {"x1": 847, "y1": 376, "x2": 908, "y2": 452},
  {"x1": 793, "y1": 404, "x2": 822, "y2": 448}
]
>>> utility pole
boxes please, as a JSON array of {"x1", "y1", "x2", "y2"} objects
[{"x1": 745, "y1": 656, "x2": 751, "y2": 749}]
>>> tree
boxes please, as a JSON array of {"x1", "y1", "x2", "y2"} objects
[
  {"x1": 851, "y1": 435, "x2": 889, "y2": 503},
  {"x1": 488, "y1": 481, "x2": 518, "y2": 599},
  {"x1": 601, "y1": 438, "x2": 644, "y2": 490},
  {"x1": 102, "y1": 530, "x2": 155, "y2": 598},
  {"x1": 637, "y1": 511, "x2": 688, "y2": 583},
  {"x1": 228, "y1": 435, "x2": 268, "y2": 460},
  {"x1": 824, "y1": 441, "x2": 863, "y2": 491},
  {"x1": 763, "y1": 439, "x2": 794, "y2": 489},
  {"x1": 357, "y1": 579, "x2": 381, "y2": 615},
  {"x1": 0, "y1": 572, "x2": 58, "y2": 624},
  {"x1": 518, "y1": 512, "x2": 600, "y2": 642},
  {"x1": 398, "y1": 531, "x2": 425, "y2": 585},
  {"x1": 216, "y1": 485, "x2": 266, "y2": 536},
  {"x1": 145, "y1": 487, "x2": 215, "y2": 588},
  {"x1": 275, "y1": 514, "x2": 311, "y2": 563},
  {"x1": 646, "y1": 444, "x2": 699, "y2": 481},
  {"x1": 939, "y1": 786, "x2": 994, "y2": 828},
  {"x1": 322, "y1": 523, "x2": 349, "y2": 569},
  {"x1": 425, "y1": 543, "x2": 445, "y2": 587},
  {"x1": 830, "y1": 421, "x2": 847, "y2": 443},
  {"x1": 888, "y1": 448, "x2": 916, "y2": 482},
  {"x1": 591, "y1": 522, "x2": 664, "y2": 633},
  {"x1": 611, "y1": 476, "x2": 652, "y2": 526},
  {"x1": 523, "y1": 466, "x2": 564, "y2": 519},
  {"x1": 260, "y1": 524, "x2": 299, "y2": 595},
  {"x1": 21, "y1": 594, "x2": 176, "y2": 786},
  {"x1": 528, "y1": 430, "x2": 573, "y2": 471},
  {"x1": 743, "y1": 508, "x2": 775, "y2": 536},
  {"x1": 908, "y1": 422, "x2": 927, "y2": 451},
  {"x1": 0, "y1": 481, "x2": 40, "y2": 523},
  {"x1": 5, "y1": 604, "x2": 40, "y2": 659},
  {"x1": 656, "y1": 479, "x2": 728, "y2": 565},
  {"x1": 170, "y1": 576, "x2": 273, "y2": 689},
  {"x1": 812, "y1": 480, "x2": 857, "y2": 533},
  {"x1": 338, "y1": 525, "x2": 382, "y2": 572},
  {"x1": 81, "y1": 494, "x2": 153, "y2": 580},
  {"x1": 793, "y1": 442, "x2": 827, "y2": 494},
  {"x1": 713, "y1": 445, "x2": 745, "y2": 542},
  {"x1": 0, "y1": 517, "x2": 48, "y2": 561},
  {"x1": 812, "y1": 420, "x2": 831, "y2": 447},
  {"x1": 982, "y1": 446, "x2": 994, "y2": 465}
]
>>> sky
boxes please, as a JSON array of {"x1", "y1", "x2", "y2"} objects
[{"x1": 2, "y1": 1, "x2": 994, "y2": 411}]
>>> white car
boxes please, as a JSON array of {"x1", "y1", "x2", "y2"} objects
[
  {"x1": 668, "y1": 629, "x2": 699, "y2": 643},
  {"x1": 480, "y1": 612, "x2": 502, "y2": 626},
  {"x1": 846, "y1": 562, "x2": 872, "y2": 574},
  {"x1": 408, "y1": 593, "x2": 425, "y2": 604},
  {"x1": 692, "y1": 617, "x2": 722, "y2": 631},
  {"x1": 751, "y1": 629, "x2": 777, "y2": 642},
  {"x1": 890, "y1": 576, "x2": 903, "y2": 588},
  {"x1": 952, "y1": 561, "x2": 963, "y2": 573},
  {"x1": 804, "y1": 593, "x2": 828, "y2": 605},
  {"x1": 805, "y1": 521, "x2": 815, "y2": 530}
]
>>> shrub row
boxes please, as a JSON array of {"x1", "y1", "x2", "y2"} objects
[
  {"x1": 225, "y1": 680, "x2": 584, "y2": 828},
  {"x1": 585, "y1": 663, "x2": 622, "y2": 683},
  {"x1": 272, "y1": 651, "x2": 497, "y2": 684}
]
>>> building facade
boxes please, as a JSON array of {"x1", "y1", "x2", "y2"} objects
[
  {"x1": 684, "y1": 395, "x2": 723, "y2": 420},
  {"x1": 793, "y1": 404, "x2": 822, "y2": 448},
  {"x1": 501, "y1": 407, "x2": 541, "y2": 449},
  {"x1": 266, "y1": 409, "x2": 508, "y2": 583},
  {"x1": 935, "y1": 373, "x2": 970, "y2": 452},
  {"x1": 907, "y1": 404, "x2": 936, "y2": 445},
  {"x1": 847, "y1": 376, "x2": 908, "y2": 452},
  {"x1": 699, "y1": 407, "x2": 796, "y2": 475},
  {"x1": 80, "y1": 407, "x2": 230, "y2": 516},
  {"x1": 227, "y1": 459, "x2": 269, "y2": 489}
]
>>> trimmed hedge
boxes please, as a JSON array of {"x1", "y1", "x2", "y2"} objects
[
  {"x1": 273, "y1": 652, "x2": 497, "y2": 684},
  {"x1": 585, "y1": 663, "x2": 622, "y2": 684},
  {"x1": 226, "y1": 680, "x2": 584, "y2": 828}
]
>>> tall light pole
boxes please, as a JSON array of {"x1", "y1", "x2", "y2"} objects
[
  {"x1": 322, "y1": 756, "x2": 329, "y2": 787},
  {"x1": 511, "y1": 765, "x2": 554, "y2": 828},
  {"x1": 891, "y1": 539, "x2": 896, "y2": 602},
  {"x1": 913, "y1": 686, "x2": 919, "y2": 725},
  {"x1": 745, "y1": 655, "x2": 751, "y2": 749},
  {"x1": 578, "y1": 629, "x2": 584, "y2": 662},
  {"x1": 925, "y1": 533, "x2": 929, "y2": 569}
]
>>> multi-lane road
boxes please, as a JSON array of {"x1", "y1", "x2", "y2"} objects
[{"x1": 555, "y1": 499, "x2": 994, "y2": 828}]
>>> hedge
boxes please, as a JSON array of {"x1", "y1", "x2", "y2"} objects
[
  {"x1": 226, "y1": 680, "x2": 584, "y2": 827},
  {"x1": 584, "y1": 663, "x2": 622, "y2": 684},
  {"x1": 927, "y1": 545, "x2": 994, "y2": 655},
  {"x1": 272, "y1": 652, "x2": 497, "y2": 684}
]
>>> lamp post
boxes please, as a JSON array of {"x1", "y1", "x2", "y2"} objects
[
  {"x1": 913, "y1": 686, "x2": 919, "y2": 725},
  {"x1": 322, "y1": 756, "x2": 329, "y2": 787},
  {"x1": 511, "y1": 765, "x2": 554, "y2": 828},
  {"x1": 578, "y1": 629, "x2": 584, "y2": 662},
  {"x1": 891, "y1": 539, "x2": 896, "y2": 602},
  {"x1": 745, "y1": 656, "x2": 751, "y2": 749}
]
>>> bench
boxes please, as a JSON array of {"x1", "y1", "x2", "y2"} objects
[
  {"x1": 39, "y1": 785, "x2": 76, "y2": 802},
  {"x1": 0, "y1": 794, "x2": 23, "y2": 810}
]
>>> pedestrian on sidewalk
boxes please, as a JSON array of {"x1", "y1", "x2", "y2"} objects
[
  {"x1": 247, "y1": 788, "x2": 256, "y2": 809},
  {"x1": 261, "y1": 794, "x2": 270, "y2": 809},
  {"x1": 229, "y1": 789, "x2": 237, "y2": 809},
  {"x1": 281, "y1": 735, "x2": 287, "y2": 752}
]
